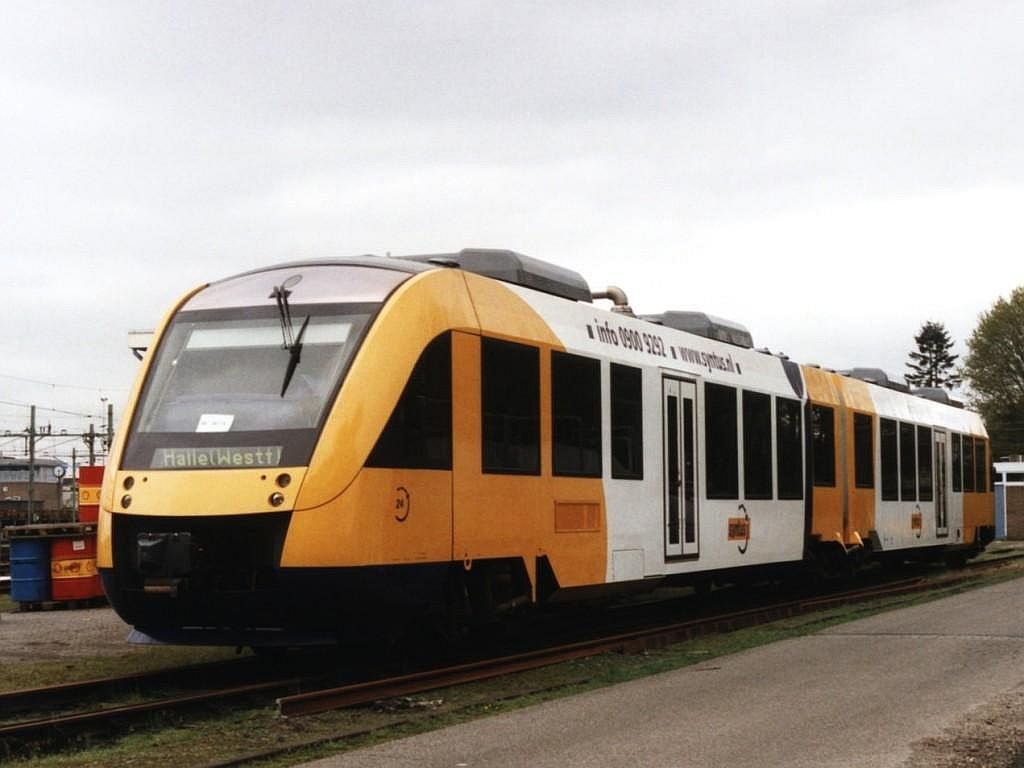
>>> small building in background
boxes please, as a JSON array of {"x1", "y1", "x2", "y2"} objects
[
  {"x1": 994, "y1": 457, "x2": 1024, "y2": 539},
  {"x1": 0, "y1": 456, "x2": 68, "y2": 525}
]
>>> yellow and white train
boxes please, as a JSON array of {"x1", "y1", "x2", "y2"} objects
[{"x1": 97, "y1": 249, "x2": 995, "y2": 645}]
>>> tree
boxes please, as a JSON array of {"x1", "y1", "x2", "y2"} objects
[
  {"x1": 963, "y1": 287, "x2": 1024, "y2": 459},
  {"x1": 905, "y1": 321, "x2": 962, "y2": 390}
]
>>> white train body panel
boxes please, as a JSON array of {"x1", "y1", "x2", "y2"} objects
[
  {"x1": 869, "y1": 386, "x2": 987, "y2": 552},
  {"x1": 503, "y1": 284, "x2": 808, "y2": 583}
]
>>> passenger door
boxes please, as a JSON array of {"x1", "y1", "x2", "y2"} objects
[
  {"x1": 663, "y1": 377, "x2": 698, "y2": 558},
  {"x1": 935, "y1": 430, "x2": 949, "y2": 537}
]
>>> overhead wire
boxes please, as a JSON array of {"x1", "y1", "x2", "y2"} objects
[
  {"x1": 0, "y1": 399, "x2": 99, "y2": 419},
  {"x1": 0, "y1": 371, "x2": 126, "y2": 394}
]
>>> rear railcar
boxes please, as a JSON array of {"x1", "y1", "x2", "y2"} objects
[
  {"x1": 867, "y1": 383, "x2": 994, "y2": 565},
  {"x1": 799, "y1": 365, "x2": 994, "y2": 574}
]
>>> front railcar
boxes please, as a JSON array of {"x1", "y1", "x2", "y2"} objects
[{"x1": 98, "y1": 259, "x2": 428, "y2": 645}]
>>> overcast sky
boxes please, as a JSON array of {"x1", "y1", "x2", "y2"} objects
[{"x1": 2, "y1": 1, "x2": 1022, "y2": 462}]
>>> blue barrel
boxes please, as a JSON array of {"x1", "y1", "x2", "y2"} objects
[{"x1": 10, "y1": 538, "x2": 50, "y2": 603}]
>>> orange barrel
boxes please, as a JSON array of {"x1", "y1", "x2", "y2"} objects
[
  {"x1": 78, "y1": 465, "x2": 104, "y2": 523},
  {"x1": 50, "y1": 534, "x2": 103, "y2": 601}
]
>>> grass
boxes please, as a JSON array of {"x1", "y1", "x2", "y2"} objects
[{"x1": 0, "y1": 644, "x2": 244, "y2": 692}]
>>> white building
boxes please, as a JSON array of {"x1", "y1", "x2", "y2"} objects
[{"x1": 994, "y1": 457, "x2": 1024, "y2": 539}]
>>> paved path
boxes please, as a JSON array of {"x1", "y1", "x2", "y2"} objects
[{"x1": 301, "y1": 577, "x2": 1024, "y2": 767}]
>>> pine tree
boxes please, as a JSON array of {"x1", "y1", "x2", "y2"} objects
[{"x1": 905, "y1": 321, "x2": 963, "y2": 390}]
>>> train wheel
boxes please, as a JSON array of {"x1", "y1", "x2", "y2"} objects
[
  {"x1": 252, "y1": 645, "x2": 289, "y2": 663},
  {"x1": 692, "y1": 576, "x2": 713, "y2": 598},
  {"x1": 945, "y1": 551, "x2": 968, "y2": 570}
]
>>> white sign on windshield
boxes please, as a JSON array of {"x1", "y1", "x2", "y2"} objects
[{"x1": 196, "y1": 413, "x2": 235, "y2": 432}]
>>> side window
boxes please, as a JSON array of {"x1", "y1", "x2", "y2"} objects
[
  {"x1": 610, "y1": 363, "x2": 643, "y2": 479},
  {"x1": 705, "y1": 383, "x2": 738, "y2": 499},
  {"x1": 482, "y1": 338, "x2": 540, "y2": 475},
  {"x1": 811, "y1": 405, "x2": 836, "y2": 487},
  {"x1": 366, "y1": 333, "x2": 451, "y2": 469},
  {"x1": 880, "y1": 417, "x2": 899, "y2": 501},
  {"x1": 974, "y1": 438, "x2": 987, "y2": 492},
  {"x1": 963, "y1": 435, "x2": 976, "y2": 492},
  {"x1": 742, "y1": 391, "x2": 772, "y2": 500},
  {"x1": 952, "y1": 433, "x2": 963, "y2": 492},
  {"x1": 552, "y1": 352, "x2": 602, "y2": 477},
  {"x1": 900, "y1": 422, "x2": 917, "y2": 501},
  {"x1": 918, "y1": 426, "x2": 933, "y2": 502},
  {"x1": 854, "y1": 413, "x2": 874, "y2": 489},
  {"x1": 776, "y1": 397, "x2": 803, "y2": 500}
]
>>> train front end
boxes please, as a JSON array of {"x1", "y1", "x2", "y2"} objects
[{"x1": 97, "y1": 260, "x2": 421, "y2": 646}]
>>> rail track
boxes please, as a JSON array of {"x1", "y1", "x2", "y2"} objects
[
  {"x1": 2, "y1": 554, "x2": 1019, "y2": 764},
  {"x1": 0, "y1": 656, "x2": 265, "y2": 715},
  {"x1": 275, "y1": 575, "x2": 934, "y2": 717},
  {"x1": 212, "y1": 566, "x2": 1012, "y2": 767},
  {"x1": 0, "y1": 679, "x2": 300, "y2": 742},
  {"x1": 0, "y1": 657, "x2": 316, "y2": 758}
]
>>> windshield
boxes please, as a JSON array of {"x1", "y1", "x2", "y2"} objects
[
  {"x1": 121, "y1": 306, "x2": 372, "y2": 470},
  {"x1": 138, "y1": 311, "x2": 365, "y2": 433},
  {"x1": 120, "y1": 261, "x2": 416, "y2": 471}
]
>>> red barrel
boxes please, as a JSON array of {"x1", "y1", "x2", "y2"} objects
[
  {"x1": 50, "y1": 534, "x2": 103, "y2": 601},
  {"x1": 78, "y1": 465, "x2": 104, "y2": 523}
]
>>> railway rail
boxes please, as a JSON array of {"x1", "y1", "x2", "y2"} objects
[
  {"x1": 277, "y1": 554, "x2": 1020, "y2": 722},
  {"x1": 275, "y1": 575, "x2": 932, "y2": 717},
  {"x1": 0, "y1": 657, "x2": 313, "y2": 757},
  {"x1": 219, "y1": 565, "x2": 1015, "y2": 767},
  {"x1": 2, "y1": 555, "x2": 1018, "y2": 764},
  {"x1": 0, "y1": 679, "x2": 300, "y2": 743},
  {"x1": 0, "y1": 656, "x2": 269, "y2": 716}
]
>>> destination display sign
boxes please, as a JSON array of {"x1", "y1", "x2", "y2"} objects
[{"x1": 151, "y1": 446, "x2": 283, "y2": 469}]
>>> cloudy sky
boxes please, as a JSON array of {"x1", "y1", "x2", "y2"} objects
[{"x1": 2, "y1": 1, "x2": 1022, "y2": 462}]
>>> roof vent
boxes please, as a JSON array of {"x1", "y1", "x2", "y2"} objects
[
  {"x1": 402, "y1": 248, "x2": 592, "y2": 302},
  {"x1": 642, "y1": 311, "x2": 753, "y2": 349},
  {"x1": 912, "y1": 387, "x2": 963, "y2": 408},
  {"x1": 842, "y1": 368, "x2": 910, "y2": 393}
]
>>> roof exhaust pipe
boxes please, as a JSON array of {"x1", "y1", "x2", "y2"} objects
[{"x1": 592, "y1": 286, "x2": 634, "y2": 316}]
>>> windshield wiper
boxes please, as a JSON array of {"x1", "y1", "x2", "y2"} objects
[
  {"x1": 270, "y1": 277, "x2": 310, "y2": 397},
  {"x1": 270, "y1": 279, "x2": 299, "y2": 349},
  {"x1": 279, "y1": 315, "x2": 310, "y2": 397}
]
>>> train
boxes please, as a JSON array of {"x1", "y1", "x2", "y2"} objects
[{"x1": 96, "y1": 249, "x2": 995, "y2": 646}]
